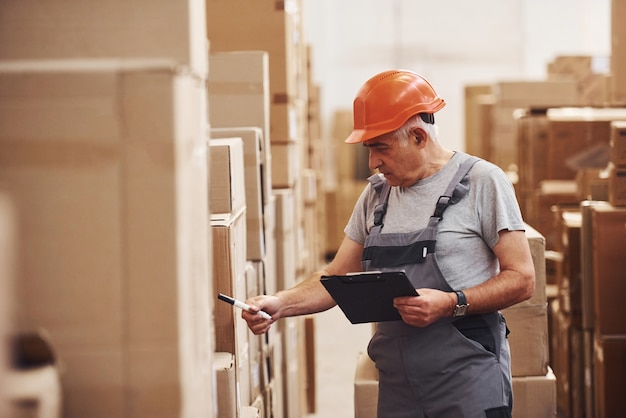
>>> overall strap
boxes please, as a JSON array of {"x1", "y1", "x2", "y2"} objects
[
  {"x1": 367, "y1": 173, "x2": 392, "y2": 234},
  {"x1": 430, "y1": 154, "x2": 480, "y2": 225}
]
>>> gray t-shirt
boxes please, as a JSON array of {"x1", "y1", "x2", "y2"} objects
[{"x1": 344, "y1": 152, "x2": 526, "y2": 290}]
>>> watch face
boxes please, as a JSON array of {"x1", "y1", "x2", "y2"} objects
[{"x1": 454, "y1": 305, "x2": 468, "y2": 317}]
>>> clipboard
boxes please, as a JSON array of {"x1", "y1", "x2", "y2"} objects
[{"x1": 320, "y1": 271, "x2": 418, "y2": 324}]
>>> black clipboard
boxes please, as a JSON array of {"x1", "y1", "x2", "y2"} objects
[{"x1": 320, "y1": 271, "x2": 418, "y2": 324}]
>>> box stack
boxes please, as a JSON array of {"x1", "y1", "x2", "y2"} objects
[
  {"x1": 612, "y1": 0, "x2": 626, "y2": 105},
  {"x1": 205, "y1": 1, "x2": 324, "y2": 415},
  {"x1": 479, "y1": 49, "x2": 626, "y2": 416},
  {"x1": 1, "y1": 1, "x2": 217, "y2": 417},
  {"x1": 576, "y1": 201, "x2": 626, "y2": 418},
  {"x1": 550, "y1": 208, "x2": 585, "y2": 417},
  {"x1": 467, "y1": 54, "x2": 622, "y2": 251},
  {"x1": 463, "y1": 84, "x2": 494, "y2": 161},
  {"x1": 488, "y1": 79, "x2": 580, "y2": 171},
  {"x1": 608, "y1": 122, "x2": 626, "y2": 206},
  {"x1": 501, "y1": 225, "x2": 557, "y2": 418},
  {"x1": 323, "y1": 110, "x2": 371, "y2": 257},
  {"x1": 546, "y1": 55, "x2": 612, "y2": 107},
  {"x1": 0, "y1": 193, "x2": 16, "y2": 417},
  {"x1": 0, "y1": 59, "x2": 214, "y2": 418},
  {"x1": 515, "y1": 107, "x2": 626, "y2": 252},
  {"x1": 588, "y1": 204, "x2": 626, "y2": 418}
]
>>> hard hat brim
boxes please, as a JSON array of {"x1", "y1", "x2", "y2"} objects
[{"x1": 345, "y1": 128, "x2": 393, "y2": 144}]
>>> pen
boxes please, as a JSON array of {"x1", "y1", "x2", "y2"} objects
[{"x1": 217, "y1": 293, "x2": 272, "y2": 320}]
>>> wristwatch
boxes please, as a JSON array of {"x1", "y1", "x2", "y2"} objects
[{"x1": 453, "y1": 290, "x2": 470, "y2": 317}]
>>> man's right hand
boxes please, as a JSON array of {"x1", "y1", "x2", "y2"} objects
[{"x1": 242, "y1": 295, "x2": 280, "y2": 335}]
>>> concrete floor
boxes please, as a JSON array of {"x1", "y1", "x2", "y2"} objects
[{"x1": 306, "y1": 307, "x2": 373, "y2": 418}]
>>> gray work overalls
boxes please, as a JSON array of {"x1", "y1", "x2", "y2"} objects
[{"x1": 364, "y1": 154, "x2": 513, "y2": 418}]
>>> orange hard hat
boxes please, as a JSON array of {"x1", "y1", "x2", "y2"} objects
[{"x1": 345, "y1": 70, "x2": 446, "y2": 144}]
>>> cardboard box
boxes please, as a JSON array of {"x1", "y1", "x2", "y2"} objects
[
  {"x1": 533, "y1": 180, "x2": 579, "y2": 250},
  {"x1": 212, "y1": 128, "x2": 267, "y2": 260},
  {"x1": 547, "y1": 55, "x2": 593, "y2": 80},
  {"x1": 579, "y1": 200, "x2": 614, "y2": 330},
  {"x1": 546, "y1": 107, "x2": 626, "y2": 179},
  {"x1": 280, "y1": 316, "x2": 307, "y2": 418},
  {"x1": 206, "y1": 0, "x2": 306, "y2": 143},
  {"x1": 214, "y1": 352, "x2": 239, "y2": 418},
  {"x1": 494, "y1": 80, "x2": 579, "y2": 107},
  {"x1": 0, "y1": 1, "x2": 208, "y2": 78},
  {"x1": 575, "y1": 168, "x2": 609, "y2": 201},
  {"x1": 591, "y1": 204, "x2": 626, "y2": 334},
  {"x1": 266, "y1": 333, "x2": 285, "y2": 418},
  {"x1": 0, "y1": 193, "x2": 16, "y2": 418},
  {"x1": 263, "y1": 195, "x2": 279, "y2": 296},
  {"x1": 0, "y1": 60, "x2": 213, "y2": 417},
  {"x1": 274, "y1": 189, "x2": 296, "y2": 291},
  {"x1": 569, "y1": 327, "x2": 586, "y2": 417},
  {"x1": 516, "y1": 108, "x2": 549, "y2": 196},
  {"x1": 247, "y1": 394, "x2": 265, "y2": 418},
  {"x1": 549, "y1": 302, "x2": 570, "y2": 416},
  {"x1": 593, "y1": 334, "x2": 626, "y2": 418},
  {"x1": 517, "y1": 224, "x2": 547, "y2": 308},
  {"x1": 502, "y1": 305, "x2": 550, "y2": 377},
  {"x1": 608, "y1": 163, "x2": 626, "y2": 207},
  {"x1": 270, "y1": 142, "x2": 299, "y2": 189},
  {"x1": 612, "y1": 0, "x2": 626, "y2": 104},
  {"x1": 512, "y1": 369, "x2": 557, "y2": 418},
  {"x1": 546, "y1": 55, "x2": 612, "y2": 107},
  {"x1": 354, "y1": 352, "x2": 378, "y2": 418},
  {"x1": 610, "y1": 121, "x2": 626, "y2": 166},
  {"x1": 246, "y1": 263, "x2": 268, "y2": 403},
  {"x1": 208, "y1": 51, "x2": 271, "y2": 149},
  {"x1": 556, "y1": 210, "x2": 583, "y2": 327},
  {"x1": 211, "y1": 208, "x2": 248, "y2": 354},
  {"x1": 210, "y1": 137, "x2": 246, "y2": 215},
  {"x1": 241, "y1": 405, "x2": 262, "y2": 418},
  {"x1": 464, "y1": 85, "x2": 493, "y2": 159}
]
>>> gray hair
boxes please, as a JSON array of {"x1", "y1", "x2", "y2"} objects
[{"x1": 393, "y1": 114, "x2": 439, "y2": 147}]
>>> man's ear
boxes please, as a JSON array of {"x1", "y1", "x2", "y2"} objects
[{"x1": 412, "y1": 127, "x2": 427, "y2": 146}]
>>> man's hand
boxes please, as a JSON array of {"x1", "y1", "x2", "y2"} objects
[
  {"x1": 393, "y1": 288, "x2": 456, "y2": 327},
  {"x1": 241, "y1": 295, "x2": 280, "y2": 335}
]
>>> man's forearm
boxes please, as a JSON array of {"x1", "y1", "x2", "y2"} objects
[{"x1": 275, "y1": 269, "x2": 337, "y2": 317}]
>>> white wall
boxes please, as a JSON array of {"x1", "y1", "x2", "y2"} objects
[{"x1": 302, "y1": 0, "x2": 611, "y2": 153}]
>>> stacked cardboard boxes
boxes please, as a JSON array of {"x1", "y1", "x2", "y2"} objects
[
  {"x1": 546, "y1": 55, "x2": 612, "y2": 107},
  {"x1": 206, "y1": 1, "x2": 325, "y2": 413},
  {"x1": 550, "y1": 208, "x2": 585, "y2": 417},
  {"x1": 0, "y1": 60, "x2": 214, "y2": 418},
  {"x1": 487, "y1": 79, "x2": 580, "y2": 171},
  {"x1": 463, "y1": 84, "x2": 494, "y2": 161},
  {"x1": 502, "y1": 225, "x2": 557, "y2": 418},
  {"x1": 0, "y1": 2, "x2": 219, "y2": 416},
  {"x1": 612, "y1": 0, "x2": 626, "y2": 105},
  {"x1": 323, "y1": 109, "x2": 371, "y2": 257},
  {"x1": 515, "y1": 107, "x2": 626, "y2": 251},
  {"x1": 0, "y1": 193, "x2": 17, "y2": 417},
  {"x1": 587, "y1": 204, "x2": 626, "y2": 417},
  {"x1": 608, "y1": 122, "x2": 626, "y2": 206}
]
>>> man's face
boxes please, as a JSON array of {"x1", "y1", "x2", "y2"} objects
[{"x1": 363, "y1": 132, "x2": 422, "y2": 187}]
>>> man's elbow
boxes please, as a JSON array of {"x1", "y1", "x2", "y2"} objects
[{"x1": 519, "y1": 268, "x2": 536, "y2": 302}]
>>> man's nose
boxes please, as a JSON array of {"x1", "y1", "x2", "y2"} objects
[{"x1": 368, "y1": 151, "x2": 379, "y2": 171}]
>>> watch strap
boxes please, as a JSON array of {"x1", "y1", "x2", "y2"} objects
[
  {"x1": 455, "y1": 290, "x2": 467, "y2": 306},
  {"x1": 453, "y1": 290, "x2": 469, "y2": 317}
]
